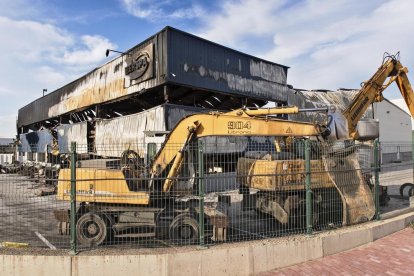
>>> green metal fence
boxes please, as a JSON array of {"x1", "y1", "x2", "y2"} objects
[{"x1": 0, "y1": 139, "x2": 412, "y2": 253}]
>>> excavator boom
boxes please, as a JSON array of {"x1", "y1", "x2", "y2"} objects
[
  {"x1": 395, "y1": 67, "x2": 414, "y2": 116},
  {"x1": 342, "y1": 54, "x2": 414, "y2": 139}
]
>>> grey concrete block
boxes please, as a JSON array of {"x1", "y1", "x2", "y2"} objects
[
  {"x1": 200, "y1": 247, "x2": 251, "y2": 276},
  {"x1": 72, "y1": 255, "x2": 167, "y2": 276},
  {"x1": 404, "y1": 214, "x2": 414, "y2": 225},
  {"x1": 167, "y1": 251, "x2": 202, "y2": 276},
  {"x1": 0, "y1": 255, "x2": 71, "y2": 276},
  {"x1": 322, "y1": 228, "x2": 373, "y2": 256},
  {"x1": 250, "y1": 243, "x2": 269, "y2": 274},
  {"x1": 372, "y1": 220, "x2": 406, "y2": 241},
  {"x1": 264, "y1": 237, "x2": 323, "y2": 270}
]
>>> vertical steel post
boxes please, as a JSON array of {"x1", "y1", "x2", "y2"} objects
[
  {"x1": 412, "y1": 136, "x2": 414, "y2": 190},
  {"x1": 70, "y1": 142, "x2": 77, "y2": 254},
  {"x1": 374, "y1": 139, "x2": 380, "y2": 220},
  {"x1": 197, "y1": 140, "x2": 205, "y2": 247},
  {"x1": 305, "y1": 139, "x2": 313, "y2": 234}
]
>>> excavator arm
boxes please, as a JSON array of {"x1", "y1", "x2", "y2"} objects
[
  {"x1": 342, "y1": 54, "x2": 414, "y2": 139},
  {"x1": 149, "y1": 106, "x2": 328, "y2": 192}
]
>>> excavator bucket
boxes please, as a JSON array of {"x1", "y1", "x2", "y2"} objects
[
  {"x1": 322, "y1": 150, "x2": 375, "y2": 225},
  {"x1": 238, "y1": 144, "x2": 375, "y2": 226}
]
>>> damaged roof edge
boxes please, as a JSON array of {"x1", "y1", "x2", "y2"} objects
[
  {"x1": 292, "y1": 87, "x2": 411, "y2": 116},
  {"x1": 18, "y1": 26, "x2": 290, "y2": 129},
  {"x1": 18, "y1": 66, "x2": 101, "y2": 112},
  {"x1": 19, "y1": 26, "x2": 289, "y2": 114},
  {"x1": 161, "y1": 26, "x2": 290, "y2": 70},
  {"x1": 21, "y1": 26, "x2": 290, "y2": 111}
]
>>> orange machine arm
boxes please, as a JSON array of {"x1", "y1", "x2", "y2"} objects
[
  {"x1": 342, "y1": 54, "x2": 414, "y2": 139},
  {"x1": 149, "y1": 106, "x2": 327, "y2": 192}
]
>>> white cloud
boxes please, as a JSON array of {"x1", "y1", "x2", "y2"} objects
[
  {"x1": 121, "y1": 0, "x2": 204, "y2": 20},
  {"x1": 0, "y1": 16, "x2": 72, "y2": 63},
  {"x1": 0, "y1": 86, "x2": 12, "y2": 96},
  {"x1": 59, "y1": 35, "x2": 116, "y2": 66},
  {"x1": 169, "y1": 5, "x2": 204, "y2": 19},
  {"x1": 33, "y1": 66, "x2": 66, "y2": 87},
  {"x1": 0, "y1": 16, "x2": 116, "y2": 70},
  {"x1": 198, "y1": 0, "x2": 286, "y2": 47},
  {"x1": 195, "y1": 0, "x2": 414, "y2": 96},
  {"x1": 0, "y1": 0, "x2": 43, "y2": 20},
  {"x1": 0, "y1": 16, "x2": 116, "y2": 137}
]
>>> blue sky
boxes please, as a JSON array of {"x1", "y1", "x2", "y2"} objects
[{"x1": 0, "y1": 0, "x2": 413, "y2": 136}]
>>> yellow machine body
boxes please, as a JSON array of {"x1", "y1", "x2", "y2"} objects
[
  {"x1": 238, "y1": 158, "x2": 335, "y2": 191},
  {"x1": 149, "y1": 107, "x2": 323, "y2": 193},
  {"x1": 57, "y1": 168, "x2": 150, "y2": 205},
  {"x1": 56, "y1": 106, "x2": 323, "y2": 207}
]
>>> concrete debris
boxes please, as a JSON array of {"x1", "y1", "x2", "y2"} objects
[
  {"x1": 2, "y1": 161, "x2": 61, "y2": 196},
  {"x1": 0, "y1": 163, "x2": 20, "y2": 174},
  {"x1": 34, "y1": 185, "x2": 56, "y2": 196}
]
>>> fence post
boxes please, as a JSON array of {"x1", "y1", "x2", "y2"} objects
[
  {"x1": 412, "y1": 139, "x2": 414, "y2": 195},
  {"x1": 305, "y1": 139, "x2": 313, "y2": 235},
  {"x1": 373, "y1": 139, "x2": 380, "y2": 220},
  {"x1": 197, "y1": 140, "x2": 205, "y2": 247},
  {"x1": 70, "y1": 142, "x2": 77, "y2": 254}
]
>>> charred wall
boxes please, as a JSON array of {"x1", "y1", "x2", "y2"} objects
[
  {"x1": 287, "y1": 89, "x2": 372, "y2": 123},
  {"x1": 19, "y1": 130, "x2": 53, "y2": 153},
  {"x1": 17, "y1": 26, "x2": 289, "y2": 132},
  {"x1": 18, "y1": 32, "x2": 168, "y2": 130},
  {"x1": 93, "y1": 104, "x2": 256, "y2": 157},
  {"x1": 165, "y1": 29, "x2": 289, "y2": 102}
]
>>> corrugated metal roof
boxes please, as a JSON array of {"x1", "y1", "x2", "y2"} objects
[
  {"x1": 288, "y1": 89, "x2": 373, "y2": 123},
  {"x1": 166, "y1": 28, "x2": 288, "y2": 102}
]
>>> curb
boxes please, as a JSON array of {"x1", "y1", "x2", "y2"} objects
[{"x1": 1, "y1": 211, "x2": 414, "y2": 276}]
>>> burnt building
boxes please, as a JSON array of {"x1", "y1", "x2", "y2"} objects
[{"x1": 17, "y1": 26, "x2": 290, "y2": 156}]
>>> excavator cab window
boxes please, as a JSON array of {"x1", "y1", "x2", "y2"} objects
[
  {"x1": 146, "y1": 143, "x2": 157, "y2": 164},
  {"x1": 168, "y1": 143, "x2": 197, "y2": 192}
]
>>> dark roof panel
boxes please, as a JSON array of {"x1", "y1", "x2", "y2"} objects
[{"x1": 17, "y1": 26, "x2": 289, "y2": 128}]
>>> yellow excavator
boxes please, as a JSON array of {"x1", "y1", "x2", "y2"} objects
[
  {"x1": 55, "y1": 53, "x2": 414, "y2": 246},
  {"x1": 344, "y1": 53, "x2": 414, "y2": 200},
  {"x1": 240, "y1": 52, "x2": 414, "y2": 225},
  {"x1": 55, "y1": 106, "x2": 332, "y2": 246}
]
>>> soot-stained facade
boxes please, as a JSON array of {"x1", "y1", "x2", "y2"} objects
[{"x1": 17, "y1": 26, "x2": 289, "y2": 134}]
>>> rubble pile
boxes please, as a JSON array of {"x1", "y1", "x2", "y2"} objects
[
  {"x1": 0, "y1": 162, "x2": 20, "y2": 174},
  {"x1": 2, "y1": 161, "x2": 61, "y2": 196}
]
